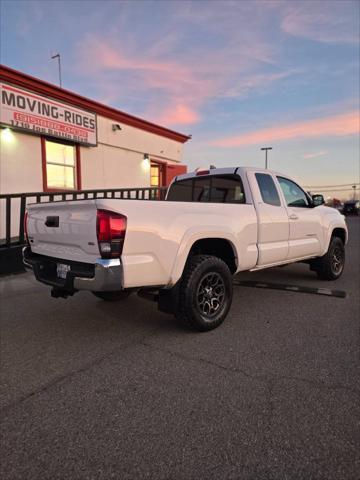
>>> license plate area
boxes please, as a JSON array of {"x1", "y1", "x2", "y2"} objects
[{"x1": 56, "y1": 263, "x2": 71, "y2": 279}]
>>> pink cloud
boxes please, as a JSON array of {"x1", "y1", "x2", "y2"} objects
[
  {"x1": 154, "y1": 104, "x2": 200, "y2": 125},
  {"x1": 76, "y1": 37, "x2": 209, "y2": 97},
  {"x1": 75, "y1": 36, "x2": 211, "y2": 125},
  {"x1": 74, "y1": 34, "x2": 296, "y2": 127},
  {"x1": 211, "y1": 111, "x2": 359, "y2": 147},
  {"x1": 303, "y1": 150, "x2": 327, "y2": 159}
]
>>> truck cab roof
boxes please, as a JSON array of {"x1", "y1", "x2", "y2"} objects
[{"x1": 174, "y1": 166, "x2": 284, "y2": 182}]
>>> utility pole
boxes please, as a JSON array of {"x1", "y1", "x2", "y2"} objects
[
  {"x1": 260, "y1": 147, "x2": 272, "y2": 169},
  {"x1": 51, "y1": 53, "x2": 62, "y2": 88},
  {"x1": 352, "y1": 185, "x2": 357, "y2": 200}
]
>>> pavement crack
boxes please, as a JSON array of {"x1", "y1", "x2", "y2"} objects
[
  {"x1": 141, "y1": 341, "x2": 268, "y2": 383},
  {"x1": 141, "y1": 342, "x2": 360, "y2": 397},
  {"x1": 2, "y1": 331, "x2": 358, "y2": 418},
  {"x1": 1, "y1": 327, "x2": 160, "y2": 417},
  {"x1": 272, "y1": 374, "x2": 360, "y2": 397}
]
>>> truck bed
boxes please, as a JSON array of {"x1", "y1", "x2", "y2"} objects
[{"x1": 27, "y1": 198, "x2": 258, "y2": 288}]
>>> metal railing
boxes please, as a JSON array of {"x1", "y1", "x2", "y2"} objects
[{"x1": 0, "y1": 187, "x2": 167, "y2": 248}]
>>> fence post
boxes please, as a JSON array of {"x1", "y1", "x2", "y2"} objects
[
  {"x1": 19, "y1": 196, "x2": 26, "y2": 243},
  {"x1": 5, "y1": 197, "x2": 11, "y2": 247}
]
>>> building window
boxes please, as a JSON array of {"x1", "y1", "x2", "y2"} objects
[
  {"x1": 150, "y1": 163, "x2": 162, "y2": 187},
  {"x1": 150, "y1": 165, "x2": 159, "y2": 187},
  {"x1": 42, "y1": 138, "x2": 81, "y2": 191}
]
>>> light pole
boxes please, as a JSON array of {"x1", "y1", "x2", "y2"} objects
[
  {"x1": 51, "y1": 53, "x2": 62, "y2": 87},
  {"x1": 261, "y1": 147, "x2": 272, "y2": 169},
  {"x1": 352, "y1": 185, "x2": 357, "y2": 200}
]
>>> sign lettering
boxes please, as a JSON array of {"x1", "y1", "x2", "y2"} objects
[{"x1": 0, "y1": 83, "x2": 97, "y2": 146}]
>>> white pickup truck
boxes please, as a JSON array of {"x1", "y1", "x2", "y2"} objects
[{"x1": 24, "y1": 167, "x2": 348, "y2": 331}]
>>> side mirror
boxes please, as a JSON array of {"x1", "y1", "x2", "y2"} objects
[{"x1": 312, "y1": 194, "x2": 325, "y2": 206}]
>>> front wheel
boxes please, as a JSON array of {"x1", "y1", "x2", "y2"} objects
[
  {"x1": 175, "y1": 255, "x2": 233, "y2": 332},
  {"x1": 311, "y1": 237, "x2": 345, "y2": 280},
  {"x1": 92, "y1": 290, "x2": 132, "y2": 301}
]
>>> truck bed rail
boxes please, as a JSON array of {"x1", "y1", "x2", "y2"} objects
[{"x1": 0, "y1": 187, "x2": 167, "y2": 248}]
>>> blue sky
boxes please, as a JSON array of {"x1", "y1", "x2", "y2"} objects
[{"x1": 1, "y1": 0, "x2": 359, "y2": 199}]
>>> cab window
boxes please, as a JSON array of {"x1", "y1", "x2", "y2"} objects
[
  {"x1": 255, "y1": 173, "x2": 281, "y2": 206},
  {"x1": 166, "y1": 174, "x2": 245, "y2": 203},
  {"x1": 277, "y1": 177, "x2": 310, "y2": 208}
]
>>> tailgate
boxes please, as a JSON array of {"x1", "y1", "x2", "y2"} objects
[{"x1": 27, "y1": 200, "x2": 100, "y2": 263}]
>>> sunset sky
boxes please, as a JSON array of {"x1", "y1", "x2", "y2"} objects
[{"x1": 1, "y1": 0, "x2": 359, "y2": 199}]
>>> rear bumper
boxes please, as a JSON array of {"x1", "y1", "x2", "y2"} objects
[{"x1": 22, "y1": 247, "x2": 123, "y2": 292}]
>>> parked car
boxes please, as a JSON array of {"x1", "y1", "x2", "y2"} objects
[
  {"x1": 342, "y1": 200, "x2": 360, "y2": 216},
  {"x1": 23, "y1": 167, "x2": 348, "y2": 332}
]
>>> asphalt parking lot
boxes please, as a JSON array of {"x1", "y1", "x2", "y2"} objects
[{"x1": 1, "y1": 217, "x2": 359, "y2": 480}]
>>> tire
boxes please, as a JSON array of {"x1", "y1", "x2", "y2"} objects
[
  {"x1": 312, "y1": 237, "x2": 345, "y2": 280},
  {"x1": 175, "y1": 255, "x2": 233, "y2": 332},
  {"x1": 92, "y1": 290, "x2": 132, "y2": 301}
]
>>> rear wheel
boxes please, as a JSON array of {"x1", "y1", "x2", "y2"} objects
[
  {"x1": 176, "y1": 255, "x2": 233, "y2": 332},
  {"x1": 92, "y1": 290, "x2": 132, "y2": 301},
  {"x1": 311, "y1": 237, "x2": 345, "y2": 280}
]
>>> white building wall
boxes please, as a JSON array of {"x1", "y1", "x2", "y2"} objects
[
  {"x1": 96, "y1": 115, "x2": 183, "y2": 163},
  {"x1": 80, "y1": 115, "x2": 184, "y2": 190},
  {"x1": 0, "y1": 114, "x2": 185, "y2": 195},
  {"x1": 0, "y1": 131, "x2": 43, "y2": 240},
  {"x1": 0, "y1": 130, "x2": 43, "y2": 194},
  {"x1": 80, "y1": 143, "x2": 152, "y2": 189}
]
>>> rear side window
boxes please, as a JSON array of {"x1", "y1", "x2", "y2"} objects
[
  {"x1": 255, "y1": 173, "x2": 281, "y2": 206},
  {"x1": 166, "y1": 179, "x2": 193, "y2": 201},
  {"x1": 193, "y1": 177, "x2": 211, "y2": 202},
  {"x1": 211, "y1": 176, "x2": 245, "y2": 203},
  {"x1": 167, "y1": 174, "x2": 245, "y2": 203}
]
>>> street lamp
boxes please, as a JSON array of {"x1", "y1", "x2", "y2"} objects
[
  {"x1": 261, "y1": 147, "x2": 272, "y2": 169},
  {"x1": 51, "y1": 53, "x2": 62, "y2": 87}
]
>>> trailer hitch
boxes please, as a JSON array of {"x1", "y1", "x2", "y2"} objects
[{"x1": 51, "y1": 287, "x2": 75, "y2": 299}]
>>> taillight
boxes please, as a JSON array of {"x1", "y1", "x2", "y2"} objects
[
  {"x1": 96, "y1": 210, "x2": 127, "y2": 258},
  {"x1": 196, "y1": 169, "x2": 210, "y2": 176},
  {"x1": 24, "y1": 211, "x2": 29, "y2": 245}
]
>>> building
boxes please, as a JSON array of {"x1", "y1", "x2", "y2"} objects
[{"x1": 0, "y1": 64, "x2": 189, "y2": 196}]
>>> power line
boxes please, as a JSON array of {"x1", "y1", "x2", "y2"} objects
[
  {"x1": 313, "y1": 187, "x2": 357, "y2": 190},
  {"x1": 315, "y1": 188, "x2": 359, "y2": 193},
  {"x1": 304, "y1": 183, "x2": 360, "y2": 188}
]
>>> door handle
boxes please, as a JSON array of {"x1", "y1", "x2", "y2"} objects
[{"x1": 289, "y1": 214, "x2": 299, "y2": 220}]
